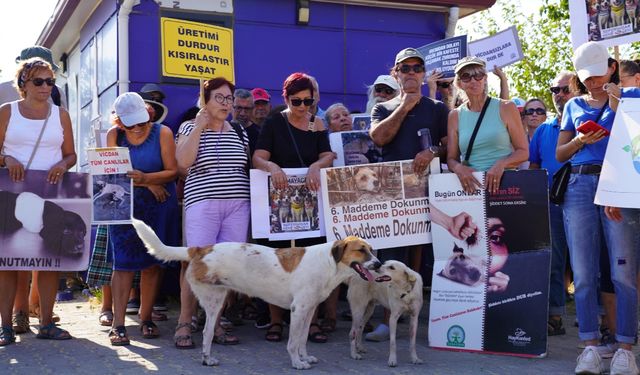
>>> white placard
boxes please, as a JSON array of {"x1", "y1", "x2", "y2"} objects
[
  {"x1": 467, "y1": 26, "x2": 524, "y2": 69},
  {"x1": 569, "y1": 0, "x2": 640, "y2": 49},
  {"x1": 87, "y1": 147, "x2": 133, "y2": 224}
]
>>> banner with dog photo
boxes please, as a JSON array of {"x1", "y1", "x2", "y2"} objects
[
  {"x1": 428, "y1": 170, "x2": 551, "y2": 357},
  {"x1": 320, "y1": 159, "x2": 439, "y2": 249},
  {"x1": 329, "y1": 131, "x2": 383, "y2": 167},
  {"x1": 250, "y1": 168, "x2": 325, "y2": 241},
  {"x1": 88, "y1": 147, "x2": 133, "y2": 224},
  {"x1": 0, "y1": 169, "x2": 91, "y2": 271},
  {"x1": 569, "y1": 0, "x2": 640, "y2": 49}
]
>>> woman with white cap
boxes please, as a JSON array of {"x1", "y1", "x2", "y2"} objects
[
  {"x1": 106, "y1": 92, "x2": 179, "y2": 346},
  {"x1": 556, "y1": 41, "x2": 640, "y2": 375}
]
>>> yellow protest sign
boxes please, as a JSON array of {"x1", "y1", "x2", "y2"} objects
[{"x1": 160, "y1": 17, "x2": 234, "y2": 82}]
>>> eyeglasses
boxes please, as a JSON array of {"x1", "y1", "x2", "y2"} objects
[
  {"x1": 123, "y1": 122, "x2": 148, "y2": 130},
  {"x1": 234, "y1": 105, "x2": 253, "y2": 112},
  {"x1": 290, "y1": 98, "x2": 315, "y2": 107},
  {"x1": 398, "y1": 64, "x2": 425, "y2": 74},
  {"x1": 214, "y1": 93, "x2": 234, "y2": 105},
  {"x1": 29, "y1": 78, "x2": 56, "y2": 87},
  {"x1": 550, "y1": 85, "x2": 570, "y2": 95},
  {"x1": 437, "y1": 82, "x2": 451, "y2": 88},
  {"x1": 524, "y1": 108, "x2": 546, "y2": 116},
  {"x1": 458, "y1": 72, "x2": 486, "y2": 83},
  {"x1": 374, "y1": 86, "x2": 395, "y2": 95}
]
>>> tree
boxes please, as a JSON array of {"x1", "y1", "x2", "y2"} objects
[{"x1": 457, "y1": 0, "x2": 574, "y2": 112}]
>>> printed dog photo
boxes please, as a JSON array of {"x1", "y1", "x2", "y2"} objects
[
  {"x1": 92, "y1": 174, "x2": 132, "y2": 223},
  {"x1": 438, "y1": 243, "x2": 485, "y2": 287}
]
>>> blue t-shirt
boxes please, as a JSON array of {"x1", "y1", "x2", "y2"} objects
[
  {"x1": 529, "y1": 117, "x2": 563, "y2": 187},
  {"x1": 560, "y1": 88, "x2": 640, "y2": 165}
]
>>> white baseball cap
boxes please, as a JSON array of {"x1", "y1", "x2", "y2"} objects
[
  {"x1": 372, "y1": 75, "x2": 399, "y2": 91},
  {"x1": 573, "y1": 42, "x2": 609, "y2": 82},
  {"x1": 113, "y1": 92, "x2": 150, "y2": 126}
]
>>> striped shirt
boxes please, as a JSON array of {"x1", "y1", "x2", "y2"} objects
[{"x1": 178, "y1": 121, "x2": 250, "y2": 208}]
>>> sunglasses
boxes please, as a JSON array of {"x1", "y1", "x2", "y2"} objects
[
  {"x1": 214, "y1": 93, "x2": 234, "y2": 105},
  {"x1": 437, "y1": 82, "x2": 451, "y2": 88},
  {"x1": 459, "y1": 72, "x2": 486, "y2": 83},
  {"x1": 398, "y1": 64, "x2": 426, "y2": 74},
  {"x1": 374, "y1": 86, "x2": 395, "y2": 95},
  {"x1": 550, "y1": 85, "x2": 570, "y2": 95},
  {"x1": 29, "y1": 78, "x2": 56, "y2": 87},
  {"x1": 123, "y1": 122, "x2": 148, "y2": 130},
  {"x1": 290, "y1": 98, "x2": 315, "y2": 107},
  {"x1": 524, "y1": 108, "x2": 546, "y2": 116}
]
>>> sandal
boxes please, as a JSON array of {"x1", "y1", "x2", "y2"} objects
[
  {"x1": 99, "y1": 310, "x2": 113, "y2": 327},
  {"x1": 308, "y1": 323, "x2": 328, "y2": 343},
  {"x1": 109, "y1": 326, "x2": 130, "y2": 346},
  {"x1": 174, "y1": 322, "x2": 195, "y2": 349},
  {"x1": 548, "y1": 317, "x2": 566, "y2": 336},
  {"x1": 0, "y1": 326, "x2": 16, "y2": 346},
  {"x1": 213, "y1": 331, "x2": 240, "y2": 345},
  {"x1": 265, "y1": 323, "x2": 284, "y2": 342},
  {"x1": 29, "y1": 305, "x2": 60, "y2": 323},
  {"x1": 36, "y1": 322, "x2": 72, "y2": 340},
  {"x1": 320, "y1": 318, "x2": 337, "y2": 333},
  {"x1": 242, "y1": 303, "x2": 259, "y2": 320},
  {"x1": 12, "y1": 311, "x2": 30, "y2": 334},
  {"x1": 140, "y1": 311, "x2": 168, "y2": 322},
  {"x1": 140, "y1": 320, "x2": 159, "y2": 339}
]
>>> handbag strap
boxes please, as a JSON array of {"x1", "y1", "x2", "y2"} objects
[
  {"x1": 26, "y1": 104, "x2": 52, "y2": 170},
  {"x1": 282, "y1": 112, "x2": 307, "y2": 167},
  {"x1": 463, "y1": 97, "x2": 491, "y2": 165}
]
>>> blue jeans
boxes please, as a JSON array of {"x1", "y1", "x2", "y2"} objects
[
  {"x1": 562, "y1": 173, "x2": 640, "y2": 344},
  {"x1": 548, "y1": 202, "x2": 568, "y2": 316}
]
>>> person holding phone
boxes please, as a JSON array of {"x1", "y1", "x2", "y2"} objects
[{"x1": 556, "y1": 42, "x2": 640, "y2": 375}]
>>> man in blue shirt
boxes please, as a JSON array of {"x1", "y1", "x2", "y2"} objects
[{"x1": 529, "y1": 71, "x2": 575, "y2": 336}]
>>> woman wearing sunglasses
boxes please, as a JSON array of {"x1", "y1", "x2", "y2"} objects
[
  {"x1": 522, "y1": 98, "x2": 548, "y2": 139},
  {"x1": 446, "y1": 56, "x2": 528, "y2": 195},
  {"x1": 0, "y1": 57, "x2": 77, "y2": 345},
  {"x1": 105, "y1": 92, "x2": 179, "y2": 346},
  {"x1": 253, "y1": 72, "x2": 335, "y2": 343}
]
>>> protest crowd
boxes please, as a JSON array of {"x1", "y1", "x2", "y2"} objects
[{"x1": 2, "y1": 37, "x2": 640, "y2": 375}]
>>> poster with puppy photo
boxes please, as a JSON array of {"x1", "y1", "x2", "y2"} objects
[
  {"x1": 320, "y1": 159, "x2": 438, "y2": 249},
  {"x1": 329, "y1": 131, "x2": 383, "y2": 167},
  {"x1": 88, "y1": 147, "x2": 133, "y2": 224},
  {"x1": 250, "y1": 168, "x2": 325, "y2": 241},
  {"x1": 427, "y1": 170, "x2": 551, "y2": 357},
  {"x1": 569, "y1": 0, "x2": 640, "y2": 49},
  {"x1": 0, "y1": 170, "x2": 91, "y2": 271}
]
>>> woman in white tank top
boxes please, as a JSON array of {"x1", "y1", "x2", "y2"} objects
[{"x1": 0, "y1": 57, "x2": 77, "y2": 345}]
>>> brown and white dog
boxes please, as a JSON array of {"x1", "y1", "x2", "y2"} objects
[
  {"x1": 131, "y1": 218, "x2": 381, "y2": 370},
  {"x1": 347, "y1": 260, "x2": 423, "y2": 367}
]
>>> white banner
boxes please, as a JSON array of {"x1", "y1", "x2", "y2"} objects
[
  {"x1": 320, "y1": 159, "x2": 438, "y2": 249},
  {"x1": 467, "y1": 26, "x2": 524, "y2": 69},
  {"x1": 88, "y1": 147, "x2": 133, "y2": 224},
  {"x1": 569, "y1": 0, "x2": 640, "y2": 49},
  {"x1": 595, "y1": 98, "x2": 640, "y2": 207},
  {"x1": 250, "y1": 168, "x2": 325, "y2": 241}
]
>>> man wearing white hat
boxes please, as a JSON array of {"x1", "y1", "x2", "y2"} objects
[{"x1": 365, "y1": 74, "x2": 400, "y2": 114}]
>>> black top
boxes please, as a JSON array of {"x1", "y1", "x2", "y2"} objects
[
  {"x1": 231, "y1": 120, "x2": 260, "y2": 157},
  {"x1": 371, "y1": 96, "x2": 448, "y2": 162},
  {"x1": 255, "y1": 112, "x2": 331, "y2": 168}
]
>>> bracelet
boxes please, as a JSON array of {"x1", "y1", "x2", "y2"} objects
[{"x1": 573, "y1": 137, "x2": 584, "y2": 148}]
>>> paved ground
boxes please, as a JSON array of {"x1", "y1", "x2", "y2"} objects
[{"x1": 0, "y1": 292, "x2": 635, "y2": 374}]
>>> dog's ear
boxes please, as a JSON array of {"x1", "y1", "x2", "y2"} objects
[
  {"x1": 331, "y1": 239, "x2": 346, "y2": 263},
  {"x1": 39, "y1": 201, "x2": 65, "y2": 252},
  {"x1": 404, "y1": 270, "x2": 417, "y2": 290}
]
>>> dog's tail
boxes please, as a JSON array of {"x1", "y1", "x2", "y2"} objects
[{"x1": 131, "y1": 218, "x2": 190, "y2": 262}]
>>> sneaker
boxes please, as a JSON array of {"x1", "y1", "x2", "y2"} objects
[
  {"x1": 365, "y1": 323, "x2": 390, "y2": 342},
  {"x1": 153, "y1": 302, "x2": 168, "y2": 312},
  {"x1": 125, "y1": 299, "x2": 140, "y2": 314},
  {"x1": 254, "y1": 314, "x2": 271, "y2": 329},
  {"x1": 575, "y1": 346, "x2": 604, "y2": 374},
  {"x1": 610, "y1": 348, "x2": 640, "y2": 375},
  {"x1": 596, "y1": 331, "x2": 618, "y2": 359}
]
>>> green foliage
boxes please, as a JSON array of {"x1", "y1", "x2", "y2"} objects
[{"x1": 458, "y1": 0, "x2": 574, "y2": 113}]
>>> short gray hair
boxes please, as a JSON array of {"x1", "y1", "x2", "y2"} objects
[
  {"x1": 325, "y1": 103, "x2": 349, "y2": 125},
  {"x1": 234, "y1": 88, "x2": 252, "y2": 100}
]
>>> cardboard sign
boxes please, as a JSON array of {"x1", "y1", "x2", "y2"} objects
[
  {"x1": 569, "y1": 0, "x2": 640, "y2": 49},
  {"x1": 329, "y1": 131, "x2": 383, "y2": 167},
  {"x1": 418, "y1": 35, "x2": 468, "y2": 78},
  {"x1": 468, "y1": 26, "x2": 524, "y2": 69},
  {"x1": 88, "y1": 147, "x2": 133, "y2": 224},
  {"x1": 161, "y1": 17, "x2": 234, "y2": 82}
]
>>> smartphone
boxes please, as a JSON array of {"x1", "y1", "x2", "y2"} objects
[{"x1": 576, "y1": 120, "x2": 610, "y2": 136}]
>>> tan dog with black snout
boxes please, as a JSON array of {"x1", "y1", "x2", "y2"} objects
[
  {"x1": 131, "y1": 218, "x2": 381, "y2": 370},
  {"x1": 347, "y1": 260, "x2": 423, "y2": 367}
]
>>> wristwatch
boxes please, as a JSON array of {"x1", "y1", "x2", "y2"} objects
[{"x1": 428, "y1": 146, "x2": 440, "y2": 157}]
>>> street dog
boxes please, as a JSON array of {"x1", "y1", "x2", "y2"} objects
[
  {"x1": 304, "y1": 194, "x2": 316, "y2": 227},
  {"x1": 0, "y1": 191, "x2": 86, "y2": 257},
  {"x1": 611, "y1": 0, "x2": 626, "y2": 26},
  {"x1": 93, "y1": 180, "x2": 130, "y2": 207},
  {"x1": 354, "y1": 166, "x2": 380, "y2": 192},
  {"x1": 347, "y1": 260, "x2": 423, "y2": 367},
  {"x1": 131, "y1": 218, "x2": 381, "y2": 370},
  {"x1": 439, "y1": 243, "x2": 484, "y2": 286},
  {"x1": 598, "y1": 0, "x2": 612, "y2": 30},
  {"x1": 290, "y1": 191, "x2": 304, "y2": 222},
  {"x1": 627, "y1": 0, "x2": 639, "y2": 29},
  {"x1": 277, "y1": 195, "x2": 291, "y2": 224}
]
